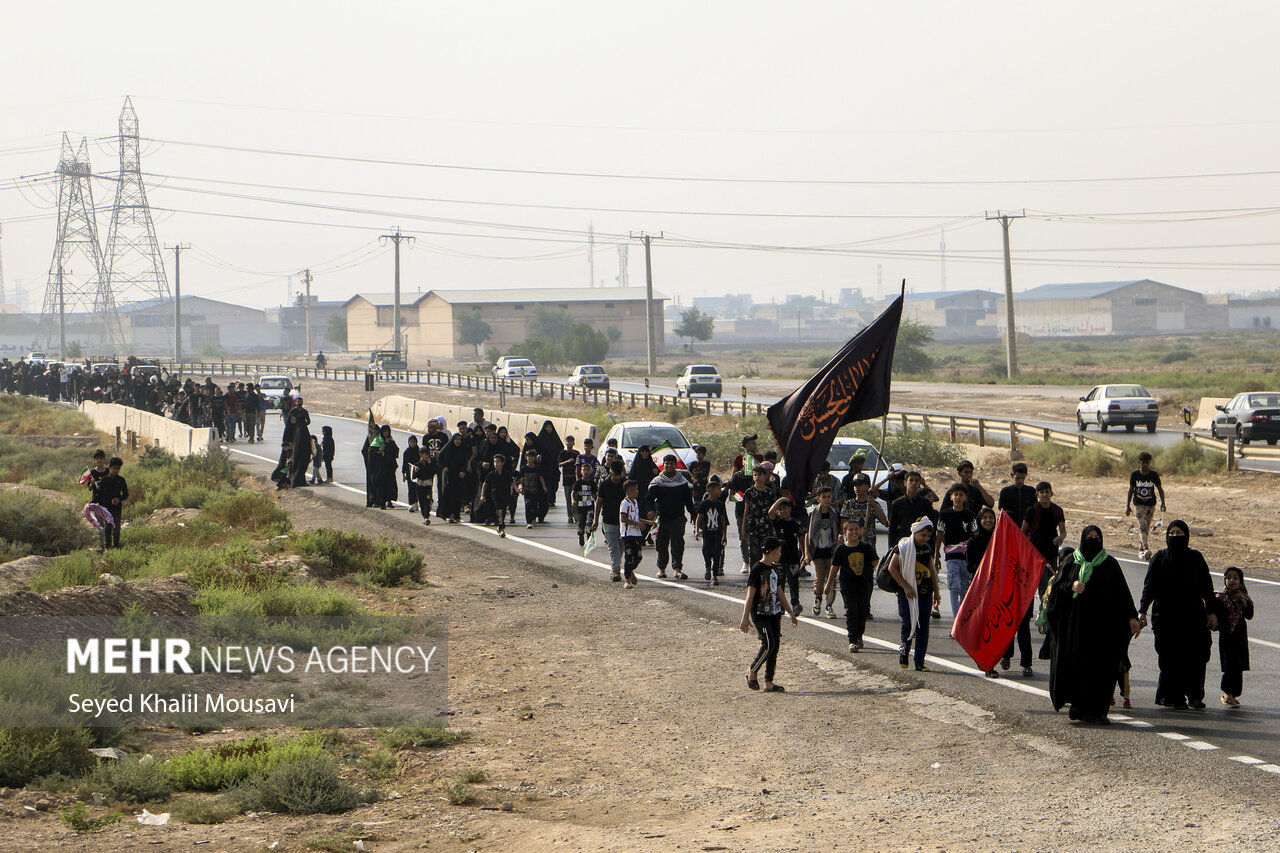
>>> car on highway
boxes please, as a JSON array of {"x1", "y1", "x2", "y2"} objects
[
  {"x1": 369, "y1": 350, "x2": 407, "y2": 371},
  {"x1": 257, "y1": 375, "x2": 300, "y2": 409},
  {"x1": 492, "y1": 357, "x2": 538, "y2": 380},
  {"x1": 675, "y1": 364, "x2": 722, "y2": 398},
  {"x1": 1211, "y1": 392, "x2": 1280, "y2": 445},
  {"x1": 603, "y1": 421, "x2": 698, "y2": 468},
  {"x1": 1076, "y1": 384, "x2": 1159, "y2": 433},
  {"x1": 568, "y1": 364, "x2": 610, "y2": 390},
  {"x1": 775, "y1": 437, "x2": 894, "y2": 493}
]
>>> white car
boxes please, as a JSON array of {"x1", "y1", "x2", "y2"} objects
[
  {"x1": 675, "y1": 364, "x2": 722, "y2": 398},
  {"x1": 775, "y1": 437, "x2": 893, "y2": 493},
  {"x1": 1076, "y1": 384, "x2": 1159, "y2": 433},
  {"x1": 257, "y1": 375, "x2": 300, "y2": 409},
  {"x1": 492, "y1": 357, "x2": 538, "y2": 380},
  {"x1": 26, "y1": 351, "x2": 47, "y2": 365},
  {"x1": 603, "y1": 421, "x2": 699, "y2": 469},
  {"x1": 569, "y1": 364, "x2": 610, "y2": 390}
]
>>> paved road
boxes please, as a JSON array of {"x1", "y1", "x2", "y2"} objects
[{"x1": 232, "y1": 409, "x2": 1280, "y2": 779}]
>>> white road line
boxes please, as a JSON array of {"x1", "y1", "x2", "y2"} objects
[
  {"x1": 222, "y1": 441, "x2": 1272, "y2": 779},
  {"x1": 1231, "y1": 756, "x2": 1265, "y2": 765},
  {"x1": 1115, "y1": 555, "x2": 1280, "y2": 589}
]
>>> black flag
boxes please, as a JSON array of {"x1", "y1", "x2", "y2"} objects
[{"x1": 767, "y1": 289, "x2": 904, "y2": 504}]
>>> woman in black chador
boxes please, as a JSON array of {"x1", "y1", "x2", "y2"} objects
[
  {"x1": 1138, "y1": 519, "x2": 1217, "y2": 709},
  {"x1": 1045, "y1": 525, "x2": 1140, "y2": 724}
]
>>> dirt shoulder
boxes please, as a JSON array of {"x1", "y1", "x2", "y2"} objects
[{"x1": 8, "y1": 480, "x2": 1278, "y2": 851}]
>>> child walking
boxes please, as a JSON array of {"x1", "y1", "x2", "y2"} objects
[
  {"x1": 834, "y1": 518, "x2": 878, "y2": 652},
  {"x1": 740, "y1": 537, "x2": 798, "y2": 693},
  {"x1": 768, "y1": 496, "x2": 806, "y2": 616},
  {"x1": 481, "y1": 453, "x2": 516, "y2": 538},
  {"x1": 1217, "y1": 566, "x2": 1253, "y2": 706},
  {"x1": 807, "y1": 486, "x2": 841, "y2": 617},
  {"x1": 320, "y1": 425, "x2": 335, "y2": 483},
  {"x1": 569, "y1": 463, "x2": 596, "y2": 546},
  {"x1": 519, "y1": 450, "x2": 546, "y2": 529},
  {"x1": 97, "y1": 457, "x2": 129, "y2": 550},
  {"x1": 694, "y1": 475, "x2": 728, "y2": 585},
  {"x1": 619, "y1": 479, "x2": 653, "y2": 589}
]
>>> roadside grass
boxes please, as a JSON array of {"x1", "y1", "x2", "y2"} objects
[
  {"x1": 1024, "y1": 438, "x2": 1225, "y2": 478},
  {"x1": 288, "y1": 528, "x2": 422, "y2": 587},
  {"x1": 0, "y1": 488, "x2": 95, "y2": 558},
  {"x1": 0, "y1": 395, "x2": 95, "y2": 436}
]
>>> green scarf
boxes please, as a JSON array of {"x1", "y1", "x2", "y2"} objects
[{"x1": 1071, "y1": 547, "x2": 1108, "y2": 597}]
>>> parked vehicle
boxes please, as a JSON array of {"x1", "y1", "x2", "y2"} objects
[
  {"x1": 256, "y1": 375, "x2": 300, "y2": 408},
  {"x1": 492, "y1": 357, "x2": 538, "y2": 379},
  {"x1": 675, "y1": 364, "x2": 722, "y2": 398},
  {"x1": 569, "y1": 364, "x2": 610, "y2": 390},
  {"x1": 603, "y1": 421, "x2": 698, "y2": 468},
  {"x1": 369, "y1": 350, "x2": 407, "y2": 371},
  {"x1": 1076, "y1": 384, "x2": 1159, "y2": 432},
  {"x1": 775, "y1": 437, "x2": 893, "y2": 492},
  {"x1": 26, "y1": 351, "x2": 47, "y2": 364},
  {"x1": 1211, "y1": 392, "x2": 1280, "y2": 445}
]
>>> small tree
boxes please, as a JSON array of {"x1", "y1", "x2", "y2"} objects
[
  {"x1": 527, "y1": 307, "x2": 575, "y2": 341},
  {"x1": 325, "y1": 313, "x2": 348, "y2": 349},
  {"x1": 562, "y1": 323, "x2": 609, "y2": 364},
  {"x1": 65, "y1": 341, "x2": 82, "y2": 359},
  {"x1": 514, "y1": 336, "x2": 563, "y2": 370},
  {"x1": 605, "y1": 325, "x2": 622, "y2": 343},
  {"x1": 456, "y1": 312, "x2": 493, "y2": 357},
  {"x1": 674, "y1": 308, "x2": 714, "y2": 350},
  {"x1": 893, "y1": 318, "x2": 934, "y2": 374}
]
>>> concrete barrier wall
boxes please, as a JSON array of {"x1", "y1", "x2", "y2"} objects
[
  {"x1": 79, "y1": 401, "x2": 216, "y2": 457},
  {"x1": 1193, "y1": 397, "x2": 1230, "y2": 431},
  {"x1": 370, "y1": 395, "x2": 598, "y2": 444}
]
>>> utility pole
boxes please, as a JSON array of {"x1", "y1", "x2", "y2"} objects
[
  {"x1": 379, "y1": 228, "x2": 414, "y2": 354},
  {"x1": 300, "y1": 268, "x2": 313, "y2": 357},
  {"x1": 629, "y1": 231, "x2": 663, "y2": 374},
  {"x1": 57, "y1": 263, "x2": 66, "y2": 357},
  {"x1": 985, "y1": 210, "x2": 1025, "y2": 378},
  {"x1": 166, "y1": 244, "x2": 189, "y2": 363},
  {"x1": 587, "y1": 221, "x2": 595, "y2": 288},
  {"x1": 0, "y1": 223, "x2": 6, "y2": 305}
]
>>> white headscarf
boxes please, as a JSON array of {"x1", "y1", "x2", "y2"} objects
[{"x1": 898, "y1": 518, "x2": 933, "y2": 641}]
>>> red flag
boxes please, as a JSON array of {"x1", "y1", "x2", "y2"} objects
[{"x1": 951, "y1": 511, "x2": 1046, "y2": 673}]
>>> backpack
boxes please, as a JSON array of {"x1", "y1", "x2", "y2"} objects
[{"x1": 874, "y1": 546, "x2": 901, "y2": 593}]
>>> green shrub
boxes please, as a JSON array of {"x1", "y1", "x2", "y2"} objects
[
  {"x1": 29, "y1": 552, "x2": 100, "y2": 591},
  {"x1": 83, "y1": 756, "x2": 173, "y2": 804},
  {"x1": 378, "y1": 724, "x2": 469, "y2": 750},
  {"x1": 59, "y1": 801, "x2": 124, "y2": 833},
  {"x1": 444, "y1": 779, "x2": 473, "y2": 806},
  {"x1": 195, "y1": 582, "x2": 407, "y2": 649},
  {"x1": 457, "y1": 769, "x2": 487, "y2": 784},
  {"x1": 174, "y1": 485, "x2": 216, "y2": 508},
  {"x1": 843, "y1": 423, "x2": 964, "y2": 469},
  {"x1": 0, "y1": 489, "x2": 95, "y2": 556},
  {"x1": 170, "y1": 797, "x2": 238, "y2": 824},
  {"x1": 289, "y1": 529, "x2": 419, "y2": 586},
  {"x1": 0, "y1": 395, "x2": 96, "y2": 435},
  {"x1": 232, "y1": 755, "x2": 362, "y2": 815},
  {"x1": 1151, "y1": 439, "x2": 1226, "y2": 476},
  {"x1": 353, "y1": 749, "x2": 398, "y2": 782},
  {"x1": 1023, "y1": 442, "x2": 1121, "y2": 477},
  {"x1": 165, "y1": 732, "x2": 328, "y2": 792},
  {"x1": 0, "y1": 539, "x2": 31, "y2": 562},
  {"x1": 0, "y1": 727, "x2": 94, "y2": 787},
  {"x1": 369, "y1": 540, "x2": 421, "y2": 586},
  {"x1": 201, "y1": 490, "x2": 290, "y2": 535}
]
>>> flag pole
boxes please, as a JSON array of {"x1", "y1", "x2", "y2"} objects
[{"x1": 865, "y1": 280, "x2": 905, "y2": 543}]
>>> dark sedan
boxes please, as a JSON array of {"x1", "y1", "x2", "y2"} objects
[{"x1": 1211, "y1": 392, "x2": 1280, "y2": 445}]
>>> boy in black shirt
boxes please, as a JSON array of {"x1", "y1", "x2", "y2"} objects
[
  {"x1": 996, "y1": 462, "x2": 1037, "y2": 527},
  {"x1": 569, "y1": 463, "x2": 596, "y2": 546},
  {"x1": 833, "y1": 517, "x2": 878, "y2": 652},
  {"x1": 937, "y1": 485, "x2": 978, "y2": 616},
  {"x1": 97, "y1": 457, "x2": 129, "y2": 550},
  {"x1": 768, "y1": 496, "x2": 807, "y2": 616},
  {"x1": 888, "y1": 471, "x2": 937, "y2": 549},
  {"x1": 740, "y1": 537, "x2": 798, "y2": 693},
  {"x1": 1125, "y1": 451, "x2": 1166, "y2": 560},
  {"x1": 694, "y1": 475, "x2": 729, "y2": 585},
  {"x1": 593, "y1": 460, "x2": 628, "y2": 581},
  {"x1": 688, "y1": 445, "x2": 711, "y2": 504},
  {"x1": 481, "y1": 453, "x2": 516, "y2": 538}
]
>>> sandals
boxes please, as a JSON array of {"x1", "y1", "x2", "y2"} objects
[
  {"x1": 746, "y1": 674, "x2": 760, "y2": 691},
  {"x1": 762, "y1": 684, "x2": 786, "y2": 692}
]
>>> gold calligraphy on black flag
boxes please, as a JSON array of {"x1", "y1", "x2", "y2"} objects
[{"x1": 767, "y1": 293, "x2": 903, "y2": 504}]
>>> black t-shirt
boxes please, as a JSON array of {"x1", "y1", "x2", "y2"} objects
[
  {"x1": 888, "y1": 494, "x2": 937, "y2": 546},
  {"x1": 688, "y1": 459, "x2": 711, "y2": 486},
  {"x1": 938, "y1": 507, "x2": 977, "y2": 549},
  {"x1": 1130, "y1": 470, "x2": 1162, "y2": 507},
  {"x1": 951, "y1": 481, "x2": 988, "y2": 510},
  {"x1": 1024, "y1": 502, "x2": 1065, "y2": 551},
  {"x1": 773, "y1": 516, "x2": 804, "y2": 567},
  {"x1": 997, "y1": 483, "x2": 1038, "y2": 527},
  {"x1": 597, "y1": 477, "x2": 627, "y2": 523},
  {"x1": 896, "y1": 542, "x2": 935, "y2": 596},
  {"x1": 696, "y1": 497, "x2": 728, "y2": 539},
  {"x1": 833, "y1": 541, "x2": 878, "y2": 580},
  {"x1": 748, "y1": 562, "x2": 784, "y2": 616}
]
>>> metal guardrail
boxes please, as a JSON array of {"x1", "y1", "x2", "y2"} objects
[{"x1": 177, "y1": 360, "x2": 1262, "y2": 464}]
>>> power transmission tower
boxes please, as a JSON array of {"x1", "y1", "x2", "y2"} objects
[
  {"x1": 616, "y1": 244, "x2": 629, "y2": 287},
  {"x1": 628, "y1": 232, "x2": 663, "y2": 373},
  {"x1": 42, "y1": 134, "x2": 115, "y2": 353},
  {"x1": 985, "y1": 209, "x2": 1025, "y2": 378},
  {"x1": 103, "y1": 97, "x2": 171, "y2": 336},
  {"x1": 300, "y1": 268, "x2": 313, "y2": 357},
  {"x1": 378, "y1": 228, "x2": 414, "y2": 354},
  {"x1": 165, "y1": 244, "x2": 189, "y2": 362}
]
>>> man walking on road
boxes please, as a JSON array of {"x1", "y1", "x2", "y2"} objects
[
  {"x1": 647, "y1": 453, "x2": 696, "y2": 579},
  {"x1": 1126, "y1": 452, "x2": 1166, "y2": 561}
]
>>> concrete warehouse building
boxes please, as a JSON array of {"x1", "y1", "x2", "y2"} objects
[
  {"x1": 994, "y1": 279, "x2": 1228, "y2": 337},
  {"x1": 121, "y1": 295, "x2": 276, "y2": 354},
  {"x1": 344, "y1": 287, "x2": 666, "y2": 360}
]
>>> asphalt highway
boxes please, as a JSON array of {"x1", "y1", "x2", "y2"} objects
[{"x1": 230, "y1": 409, "x2": 1280, "y2": 780}]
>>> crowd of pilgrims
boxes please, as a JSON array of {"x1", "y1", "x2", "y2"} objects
[{"x1": 7, "y1": 360, "x2": 1256, "y2": 727}]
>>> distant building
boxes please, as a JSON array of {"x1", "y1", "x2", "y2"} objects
[
  {"x1": 268, "y1": 297, "x2": 347, "y2": 352},
  {"x1": 121, "y1": 296, "x2": 276, "y2": 354},
  {"x1": 1228, "y1": 296, "x2": 1280, "y2": 330},
  {"x1": 883, "y1": 289, "x2": 1000, "y2": 339},
  {"x1": 691, "y1": 293, "x2": 753, "y2": 318},
  {"x1": 344, "y1": 287, "x2": 664, "y2": 360},
  {"x1": 994, "y1": 279, "x2": 1227, "y2": 337}
]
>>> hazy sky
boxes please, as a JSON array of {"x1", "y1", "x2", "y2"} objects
[{"x1": 2, "y1": 1, "x2": 1278, "y2": 311}]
